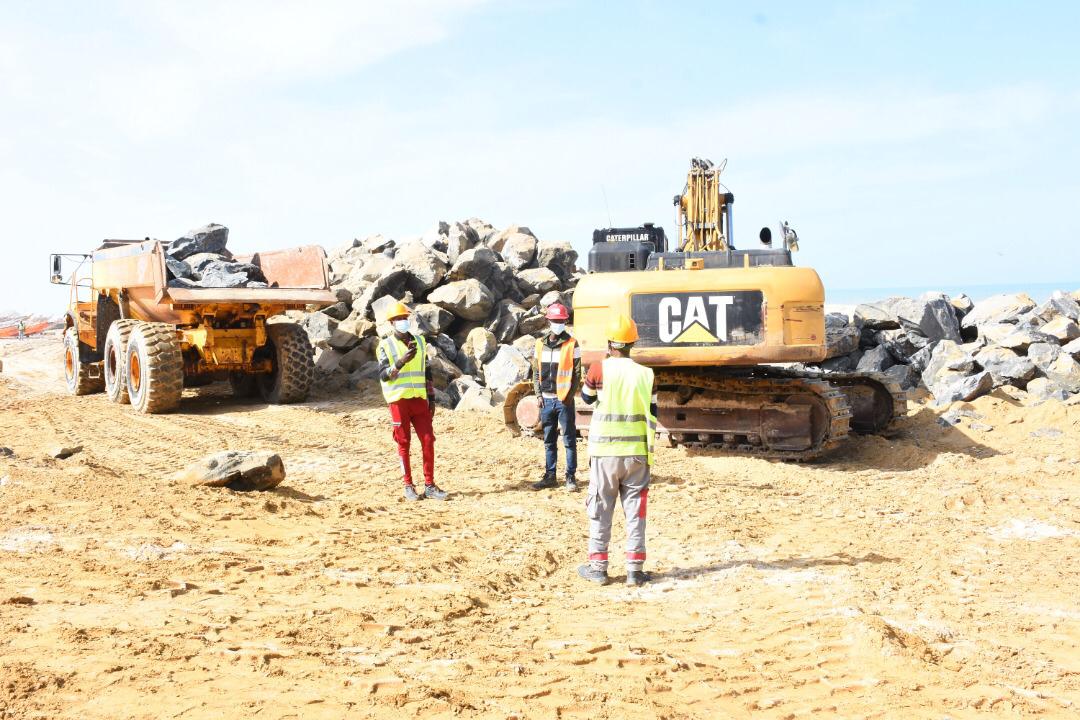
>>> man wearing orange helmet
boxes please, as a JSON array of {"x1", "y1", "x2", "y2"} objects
[
  {"x1": 531, "y1": 302, "x2": 582, "y2": 491},
  {"x1": 578, "y1": 314, "x2": 657, "y2": 586},
  {"x1": 376, "y1": 301, "x2": 447, "y2": 502}
]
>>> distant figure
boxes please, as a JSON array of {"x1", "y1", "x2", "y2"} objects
[{"x1": 17, "y1": 320, "x2": 26, "y2": 340}]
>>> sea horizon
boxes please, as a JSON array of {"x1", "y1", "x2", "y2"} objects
[{"x1": 825, "y1": 281, "x2": 1078, "y2": 307}]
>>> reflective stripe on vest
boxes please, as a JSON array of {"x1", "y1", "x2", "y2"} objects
[
  {"x1": 588, "y1": 357, "x2": 656, "y2": 464},
  {"x1": 378, "y1": 334, "x2": 428, "y2": 403},
  {"x1": 534, "y1": 337, "x2": 577, "y2": 402}
]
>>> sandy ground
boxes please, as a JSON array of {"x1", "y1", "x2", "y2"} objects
[{"x1": 0, "y1": 335, "x2": 1078, "y2": 719}]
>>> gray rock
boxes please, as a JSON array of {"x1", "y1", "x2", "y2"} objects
[
  {"x1": 873, "y1": 329, "x2": 925, "y2": 363},
  {"x1": 339, "y1": 343, "x2": 374, "y2": 373},
  {"x1": 185, "y1": 252, "x2": 232, "y2": 273},
  {"x1": 302, "y1": 312, "x2": 339, "y2": 348},
  {"x1": 913, "y1": 292, "x2": 962, "y2": 343},
  {"x1": 169, "y1": 223, "x2": 229, "y2": 260},
  {"x1": 883, "y1": 363, "x2": 919, "y2": 390},
  {"x1": 1027, "y1": 342, "x2": 1062, "y2": 371},
  {"x1": 1041, "y1": 316, "x2": 1080, "y2": 343},
  {"x1": 425, "y1": 344, "x2": 462, "y2": 389},
  {"x1": 515, "y1": 267, "x2": 562, "y2": 295},
  {"x1": 974, "y1": 346, "x2": 1037, "y2": 387},
  {"x1": 395, "y1": 241, "x2": 448, "y2": 296},
  {"x1": 314, "y1": 347, "x2": 343, "y2": 374},
  {"x1": 512, "y1": 334, "x2": 538, "y2": 360},
  {"x1": 819, "y1": 354, "x2": 858, "y2": 373},
  {"x1": 1026, "y1": 377, "x2": 1070, "y2": 405},
  {"x1": 1060, "y1": 336, "x2": 1080, "y2": 359},
  {"x1": 448, "y1": 375, "x2": 480, "y2": 406},
  {"x1": 433, "y1": 333, "x2": 458, "y2": 361},
  {"x1": 456, "y1": 384, "x2": 499, "y2": 413},
  {"x1": 489, "y1": 225, "x2": 536, "y2": 251},
  {"x1": 535, "y1": 240, "x2": 579, "y2": 281},
  {"x1": 998, "y1": 327, "x2": 1057, "y2": 353},
  {"x1": 482, "y1": 345, "x2": 531, "y2": 396},
  {"x1": 927, "y1": 370, "x2": 994, "y2": 406},
  {"x1": 922, "y1": 340, "x2": 976, "y2": 382},
  {"x1": 854, "y1": 300, "x2": 901, "y2": 331},
  {"x1": 165, "y1": 256, "x2": 193, "y2": 280},
  {"x1": 460, "y1": 327, "x2": 499, "y2": 376},
  {"x1": 448, "y1": 246, "x2": 499, "y2": 283},
  {"x1": 334, "y1": 288, "x2": 354, "y2": 307},
  {"x1": 950, "y1": 293, "x2": 974, "y2": 317},
  {"x1": 353, "y1": 254, "x2": 398, "y2": 285},
  {"x1": 497, "y1": 232, "x2": 538, "y2": 271},
  {"x1": 1042, "y1": 353, "x2": 1080, "y2": 393},
  {"x1": 49, "y1": 444, "x2": 83, "y2": 459},
  {"x1": 855, "y1": 345, "x2": 895, "y2": 373},
  {"x1": 321, "y1": 301, "x2": 351, "y2": 321},
  {"x1": 446, "y1": 222, "x2": 479, "y2": 263},
  {"x1": 961, "y1": 292, "x2": 1037, "y2": 328},
  {"x1": 518, "y1": 311, "x2": 550, "y2": 337},
  {"x1": 428, "y1": 279, "x2": 495, "y2": 321},
  {"x1": 179, "y1": 450, "x2": 285, "y2": 491},
  {"x1": 328, "y1": 319, "x2": 373, "y2": 352},
  {"x1": 826, "y1": 324, "x2": 860, "y2": 359},
  {"x1": 1033, "y1": 291, "x2": 1080, "y2": 323},
  {"x1": 908, "y1": 343, "x2": 936, "y2": 374},
  {"x1": 351, "y1": 361, "x2": 383, "y2": 382},
  {"x1": 412, "y1": 303, "x2": 454, "y2": 335},
  {"x1": 361, "y1": 234, "x2": 395, "y2": 254},
  {"x1": 486, "y1": 300, "x2": 526, "y2": 344}
]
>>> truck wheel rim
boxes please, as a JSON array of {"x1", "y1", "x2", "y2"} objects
[
  {"x1": 65, "y1": 347, "x2": 75, "y2": 382},
  {"x1": 129, "y1": 351, "x2": 142, "y2": 396},
  {"x1": 106, "y1": 346, "x2": 118, "y2": 386}
]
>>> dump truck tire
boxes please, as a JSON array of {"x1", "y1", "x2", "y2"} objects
[
  {"x1": 229, "y1": 372, "x2": 258, "y2": 398},
  {"x1": 64, "y1": 328, "x2": 104, "y2": 396},
  {"x1": 257, "y1": 323, "x2": 314, "y2": 404},
  {"x1": 104, "y1": 319, "x2": 140, "y2": 404},
  {"x1": 125, "y1": 322, "x2": 183, "y2": 414}
]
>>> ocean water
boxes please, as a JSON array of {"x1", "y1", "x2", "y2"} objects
[{"x1": 825, "y1": 281, "x2": 1079, "y2": 307}]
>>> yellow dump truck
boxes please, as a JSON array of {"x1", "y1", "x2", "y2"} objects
[{"x1": 50, "y1": 239, "x2": 336, "y2": 412}]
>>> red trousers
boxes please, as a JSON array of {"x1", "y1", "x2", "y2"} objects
[{"x1": 389, "y1": 397, "x2": 435, "y2": 486}]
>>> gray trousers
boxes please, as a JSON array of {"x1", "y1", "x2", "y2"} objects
[{"x1": 586, "y1": 455, "x2": 650, "y2": 572}]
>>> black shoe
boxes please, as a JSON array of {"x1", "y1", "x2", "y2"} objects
[
  {"x1": 564, "y1": 476, "x2": 578, "y2": 492},
  {"x1": 626, "y1": 570, "x2": 650, "y2": 587},
  {"x1": 532, "y1": 473, "x2": 557, "y2": 490},
  {"x1": 404, "y1": 484, "x2": 421, "y2": 501},
  {"x1": 424, "y1": 484, "x2": 449, "y2": 501},
  {"x1": 577, "y1": 564, "x2": 609, "y2": 585}
]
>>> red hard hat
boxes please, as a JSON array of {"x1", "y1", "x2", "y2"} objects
[{"x1": 545, "y1": 302, "x2": 570, "y2": 321}]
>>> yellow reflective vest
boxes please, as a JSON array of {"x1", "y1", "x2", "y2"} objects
[
  {"x1": 377, "y1": 333, "x2": 428, "y2": 403},
  {"x1": 588, "y1": 357, "x2": 656, "y2": 464}
]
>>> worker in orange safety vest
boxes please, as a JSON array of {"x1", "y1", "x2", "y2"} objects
[{"x1": 531, "y1": 302, "x2": 582, "y2": 492}]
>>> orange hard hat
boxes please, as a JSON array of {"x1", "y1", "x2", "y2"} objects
[
  {"x1": 545, "y1": 302, "x2": 570, "y2": 321},
  {"x1": 384, "y1": 300, "x2": 411, "y2": 321},
  {"x1": 606, "y1": 315, "x2": 639, "y2": 344}
]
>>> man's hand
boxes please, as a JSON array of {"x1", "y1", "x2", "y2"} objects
[
  {"x1": 536, "y1": 395, "x2": 544, "y2": 409},
  {"x1": 401, "y1": 344, "x2": 418, "y2": 364}
]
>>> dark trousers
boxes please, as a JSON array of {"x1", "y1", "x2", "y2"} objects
[
  {"x1": 389, "y1": 397, "x2": 435, "y2": 486},
  {"x1": 541, "y1": 396, "x2": 577, "y2": 477}
]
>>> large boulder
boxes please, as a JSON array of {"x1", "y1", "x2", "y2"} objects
[
  {"x1": 428, "y1": 279, "x2": 495, "y2": 321},
  {"x1": 178, "y1": 450, "x2": 285, "y2": 491},
  {"x1": 1042, "y1": 354, "x2": 1080, "y2": 393},
  {"x1": 997, "y1": 327, "x2": 1057, "y2": 353},
  {"x1": 169, "y1": 223, "x2": 229, "y2": 261},
  {"x1": 445, "y1": 222, "x2": 479, "y2": 263},
  {"x1": 910, "y1": 292, "x2": 962, "y2": 343},
  {"x1": 496, "y1": 232, "x2": 538, "y2": 271},
  {"x1": 512, "y1": 334, "x2": 538, "y2": 360},
  {"x1": 825, "y1": 317, "x2": 860, "y2": 359},
  {"x1": 535, "y1": 240, "x2": 579, "y2": 281},
  {"x1": 518, "y1": 310, "x2": 550, "y2": 337},
  {"x1": 412, "y1": 303, "x2": 454, "y2": 335},
  {"x1": 353, "y1": 254, "x2": 398, "y2": 285},
  {"x1": 328, "y1": 318, "x2": 373, "y2": 352},
  {"x1": 425, "y1": 345, "x2": 462, "y2": 390},
  {"x1": 922, "y1": 340, "x2": 976, "y2": 381},
  {"x1": 395, "y1": 241, "x2": 448, "y2": 296},
  {"x1": 855, "y1": 345, "x2": 895, "y2": 373},
  {"x1": 489, "y1": 224, "x2": 536, "y2": 251},
  {"x1": 854, "y1": 300, "x2": 901, "y2": 331},
  {"x1": 1061, "y1": 336, "x2": 1080, "y2": 359},
  {"x1": 456, "y1": 384, "x2": 499, "y2": 413},
  {"x1": 1041, "y1": 316, "x2": 1080, "y2": 343},
  {"x1": 926, "y1": 370, "x2": 994, "y2": 406},
  {"x1": 1033, "y1": 291, "x2": 1080, "y2": 323},
  {"x1": 1025, "y1": 377, "x2": 1070, "y2": 405},
  {"x1": 874, "y1": 329, "x2": 925, "y2": 363},
  {"x1": 460, "y1": 327, "x2": 498, "y2": 376},
  {"x1": 883, "y1": 363, "x2": 919, "y2": 390},
  {"x1": 482, "y1": 345, "x2": 531, "y2": 397},
  {"x1": 973, "y1": 346, "x2": 1037, "y2": 387},
  {"x1": 486, "y1": 300, "x2": 526, "y2": 344},
  {"x1": 961, "y1": 293, "x2": 1037, "y2": 328},
  {"x1": 321, "y1": 301, "x2": 351, "y2": 321},
  {"x1": 950, "y1": 294, "x2": 974, "y2": 318},
  {"x1": 1027, "y1": 342, "x2": 1062, "y2": 372},
  {"x1": 361, "y1": 234, "x2": 395, "y2": 254},
  {"x1": 195, "y1": 259, "x2": 266, "y2": 288},
  {"x1": 339, "y1": 341, "x2": 376, "y2": 373},
  {"x1": 448, "y1": 247, "x2": 499, "y2": 283},
  {"x1": 302, "y1": 313, "x2": 339, "y2": 348},
  {"x1": 515, "y1": 267, "x2": 561, "y2": 296},
  {"x1": 165, "y1": 256, "x2": 193, "y2": 280}
]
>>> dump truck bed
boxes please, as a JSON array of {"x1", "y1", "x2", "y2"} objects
[{"x1": 91, "y1": 239, "x2": 336, "y2": 324}]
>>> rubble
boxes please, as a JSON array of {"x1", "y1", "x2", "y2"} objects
[{"x1": 164, "y1": 223, "x2": 268, "y2": 289}]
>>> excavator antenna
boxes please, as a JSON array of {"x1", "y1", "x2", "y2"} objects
[{"x1": 676, "y1": 157, "x2": 732, "y2": 253}]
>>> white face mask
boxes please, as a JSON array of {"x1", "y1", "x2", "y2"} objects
[
  {"x1": 393, "y1": 319, "x2": 411, "y2": 334},
  {"x1": 549, "y1": 322, "x2": 565, "y2": 335}
]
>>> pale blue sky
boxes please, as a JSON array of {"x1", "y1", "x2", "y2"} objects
[{"x1": 2, "y1": 0, "x2": 1078, "y2": 312}]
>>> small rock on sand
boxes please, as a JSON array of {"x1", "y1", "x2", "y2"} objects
[{"x1": 177, "y1": 450, "x2": 285, "y2": 491}]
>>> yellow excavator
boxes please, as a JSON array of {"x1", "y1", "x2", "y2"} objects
[{"x1": 504, "y1": 158, "x2": 904, "y2": 460}]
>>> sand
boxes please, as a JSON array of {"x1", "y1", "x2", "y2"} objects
[{"x1": 0, "y1": 335, "x2": 1078, "y2": 718}]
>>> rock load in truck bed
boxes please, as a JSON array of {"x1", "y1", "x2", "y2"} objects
[{"x1": 165, "y1": 223, "x2": 270, "y2": 289}]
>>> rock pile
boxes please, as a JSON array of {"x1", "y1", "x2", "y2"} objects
[
  {"x1": 165, "y1": 223, "x2": 269, "y2": 289},
  {"x1": 297, "y1": 219, "x2": 581, "y2": 410},
  {"x1": 817, "y1": 290, "x2": 1080, "y2": 406}
]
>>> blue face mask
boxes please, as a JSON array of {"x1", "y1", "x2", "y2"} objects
[{"x1": 393, "y1": 319, "x2": 411, "y2": 333}]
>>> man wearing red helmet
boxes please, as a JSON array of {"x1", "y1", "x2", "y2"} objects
[{"x1": 531, "y1": 302, "x2": 582, "y2": 491}]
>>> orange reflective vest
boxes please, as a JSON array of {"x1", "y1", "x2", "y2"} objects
[{"x1": 535, "y1": 337, "x2": 577, "y2": 402}]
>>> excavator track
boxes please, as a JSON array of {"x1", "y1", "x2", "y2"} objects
[
  {"x1": 754, "y1": 368, "x2": 908, "y2": 435},
  {"x1": 650, "y1": 369, "x2": 853, "y2": 461}
]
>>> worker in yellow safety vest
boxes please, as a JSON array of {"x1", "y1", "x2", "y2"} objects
[
  {"x1": 578, "y1": 315, "x2": 657, "y2": 586},
  {"x1": 376, "y1": 301, "x2": 448, "y2": 502},
  {"x1": 531, "y1": 302, "x2": 582, "y2": 492}
]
